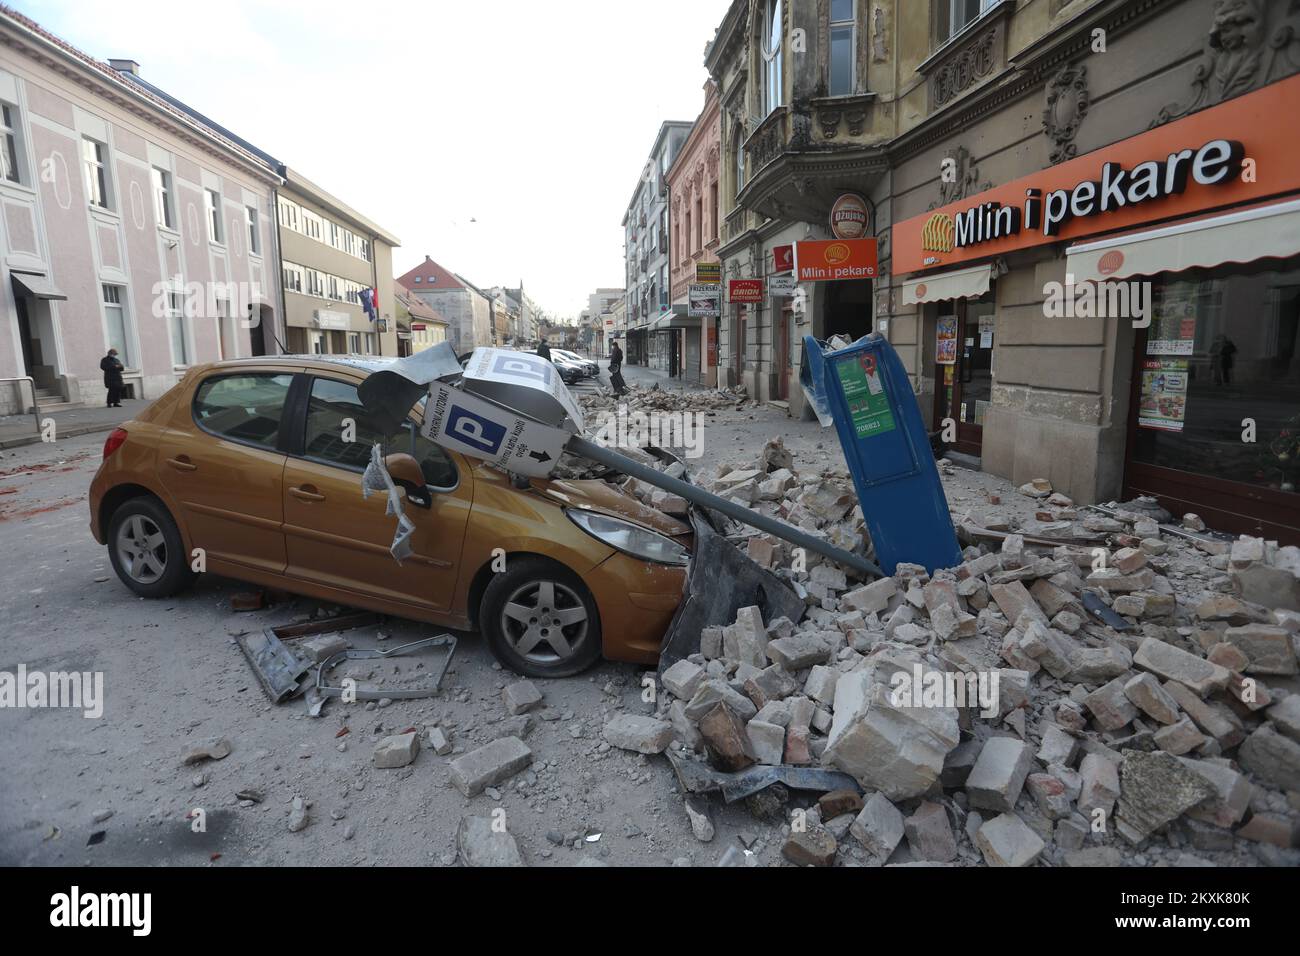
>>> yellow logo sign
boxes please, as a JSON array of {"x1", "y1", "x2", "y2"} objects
[
  {"x1": 922, "y1": 213, "x2": 955, "y2": 253},
  {"x1": 824, "y1": 243, "x2": 851, "y2": 264}
]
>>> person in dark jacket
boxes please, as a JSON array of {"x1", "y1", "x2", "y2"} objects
[
  {"x1": 100, "y1": 348, "x2": 124, "y2": 407},
  {"x1": 536, "y1": 341, "x2": 552, "y2": 362},
  {"x1": 607, "y1": 340, "x2": 627, "y2": 396}
]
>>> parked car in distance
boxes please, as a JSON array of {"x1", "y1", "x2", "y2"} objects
[
  {"x1": 549, "y1": 355, "x2": 586, "y2": 384},
  {"x1": 552, "y1": 349, "x2": 598, "y2": 377},
  {"x1": 88, "y1": 356, "x2": 692, "y2": 677}
]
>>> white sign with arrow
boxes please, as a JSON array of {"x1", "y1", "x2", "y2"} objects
[{"x1": 421, "y1": 382, "x2": 571, "y2": 478}]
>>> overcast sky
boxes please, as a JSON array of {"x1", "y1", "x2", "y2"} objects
[{"x1": 18, "y1": 0, "x2": 732, "y2": 319}]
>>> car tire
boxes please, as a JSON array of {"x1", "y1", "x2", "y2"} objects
[
  {"x1": 107, "y1": 495, "x2": 196, "y2": 599},
  {"x1": 480, "y1": 557, "x2": 602, "y2": 677}
]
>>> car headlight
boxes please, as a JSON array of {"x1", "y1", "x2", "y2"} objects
[{"x1": 566, "y1": 509, "x2": 690, "y2": 566}]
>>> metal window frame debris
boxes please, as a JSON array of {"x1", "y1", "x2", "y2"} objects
[
  {"x1": 315, "y1": 634, "x2": 457, "y2": 701},
  {"x1": 666, "y1": 749, "x2": 863, "y2": 803},
  {"x1": 236, "y1": 629, "x2": 313, "y2": 704}
]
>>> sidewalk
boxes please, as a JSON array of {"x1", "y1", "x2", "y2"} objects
[
  {"x1": 0, "y1": 399, "x2": 141, "y2": 449},
  {"x1": 619, "y1": 362, "x2": 713, "y2": 394}
]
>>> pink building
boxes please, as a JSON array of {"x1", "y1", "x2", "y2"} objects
[
  {"x1": 666, "y1": 80, "x2": 721, "y2": 387},
  {"x1": 0, "y1": 9, "x2": 281, "y2": 413}
]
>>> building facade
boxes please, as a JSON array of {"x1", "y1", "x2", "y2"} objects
[
  {"x1": 276, "y1": 168, "x2": 398, "y2": 356},
  {"x1": 0, "y1": 9, "x2": 282, "y2": 412},
  {"x1": 396, "y1": 255, "x2": 492, "y2": 354},
  {"x1": 666, "y1": 80, "x2": 722, "y2": 386},
  {"x1": 394, "y1": 281, "x2": 448, "y2": 356},
  {"x1": 885, "y1": 0, "x2": 1300, "y2": 542},
  {"x1": 622, "y1": 120, "x2": 693, "y2": 369}
]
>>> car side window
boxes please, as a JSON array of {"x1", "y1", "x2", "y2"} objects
[
  {"x1": 303, "y1": 379, "x2": 458, "y2": 489},
  {"x1": 303, "y1": 378, "x2": 387, "y2": 470},
  {"x1": 193, "y1": 373, "x2": 293, "y2": 449}
]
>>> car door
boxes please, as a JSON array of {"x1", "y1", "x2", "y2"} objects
[
  {"x1": 155, "y1": 368, "x2": 296, "y2": 575},
  {"x1": 280, "y1": 373, "x2": 472, "y2": 612}
]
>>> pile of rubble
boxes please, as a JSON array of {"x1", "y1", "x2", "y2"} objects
[{"x1": 599, "y1": 448, "x2": 1300, "y2": 867}]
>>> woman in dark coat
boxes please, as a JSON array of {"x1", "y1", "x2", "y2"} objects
[{"x1": 100, "y1": 348, "x2": 124, "y2": 407}]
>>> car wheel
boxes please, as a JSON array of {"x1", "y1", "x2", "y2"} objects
[
  {"x1": 480, "y1": 557, "x2": 602, "y2": 677},
  {"x1": 107, "y1": 495, "x2": 196, "y2": 599}
]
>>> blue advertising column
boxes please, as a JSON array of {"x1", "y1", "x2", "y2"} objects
[{"x1": 801, "y1": 333, "x2": 962, "y2": 575}]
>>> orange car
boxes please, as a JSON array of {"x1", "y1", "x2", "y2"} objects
[{"x1": 88, "y1": 356, "x2": 691, "y2": 677}]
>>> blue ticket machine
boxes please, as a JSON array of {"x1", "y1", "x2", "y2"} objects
[{"x1": 801, "y1": 333, "x2": 962, "y2": 575}]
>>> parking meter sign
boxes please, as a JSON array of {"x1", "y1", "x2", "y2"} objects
[
  {"x1": 834, "y1": 353, "x2": 896, "y2": 438},
  {"x1": 462, "y1": 347, "x2": 584, "y2": 433},
  {"x1": 422, "y1": 383, "x2": 569, "y2": 478}
]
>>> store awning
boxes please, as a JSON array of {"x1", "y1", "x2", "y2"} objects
[
  {"x1": 11, "y1": 272, "x2": 67, "y2": 301},
  {"x1": 1066, "y1": 198, "x2": 1300, "y2": 282},
  {"x1": 901, "y1": 264, "x2": 992, "y2": 305}
]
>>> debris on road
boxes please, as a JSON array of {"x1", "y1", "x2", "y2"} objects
[{"x1": 181, "y1": 737, "x2": 232, "y2": 766}]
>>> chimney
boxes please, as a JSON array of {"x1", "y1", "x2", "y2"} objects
[{"x1": 108, "y1": 59, "x2": 140, "y2": 76}]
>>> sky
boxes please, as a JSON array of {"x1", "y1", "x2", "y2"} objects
[{"x1": 17, "y1": 0, "x2": 733, "y2": 320}]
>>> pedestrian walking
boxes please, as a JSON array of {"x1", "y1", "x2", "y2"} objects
[
  {"x1": 608, "y1": 340, "x2": 627, "y2": 396},
  {"x1": 536, "y1": 340, "x2": 552, "y2": 362},
  {"x1": 100, "y1": 348, "x2": 125, "y2": 407}
]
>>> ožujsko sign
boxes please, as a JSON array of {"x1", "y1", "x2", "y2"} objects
[
  {"x1": 892, "y1": 72, "x2": 1300, "y2": 275},
  {"x1": 794, "y1": 239, "x2": 878, "y2": 281}
]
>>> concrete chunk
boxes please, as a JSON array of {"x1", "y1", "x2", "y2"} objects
[
  {"x1": 1134, "y1": 637, "x2": 1230, "y2": 696},
  {"x1": 744, "y1": 718, "x2": 785, "y2": 766},
  {"x1": 502, "y1": 680, "x2": 543, "y2": 715},
  {"x1": 449, "y1": 737, "x2": 533, "y2": 796},
  {"x1": 457, "y1": 815, "x2": 524, "y2": 867},
  {"x1": 1084, "y1": 677, "x2": 1139, "y2": 732},
  {"x1": 662, "y1": 659, "x2": 706, "y2": 700},
  {"x1": 603, "y1": 713, "x2": 674, "y2": 754},
  {"x1": 976, "y1": 813, "x2": 1045, "y2": 867},
  {"x1": 904, "y1": 800, "x2": 958, "y2": 862},
  {"x1": 1238, "y1": 723, "x2": 1300, "y2": 792},
  {"x1": 1116, "y1": 750, "x2": 1216, "y2": 844},
  {"x1": 1123, "y1": 672, "x2": 1181, "y2": 725},
  {"x1": 849, "y1": 791, "x2": 906, "y2": 860},
  {"x1": 373, "y1": 732, "x2": 419, "y2": 769},
  {"x1": 1223, "y1": 624, "x2": 1298, "y2": 675},
  {"x1": 966, "y1": 736, "x2": 1034, "y2": 812}
]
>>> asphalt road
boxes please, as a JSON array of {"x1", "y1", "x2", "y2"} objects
[{"x1": 0, "y1": 428, "x2": 776, "y2": 867}]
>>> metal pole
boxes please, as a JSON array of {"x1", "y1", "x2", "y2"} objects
[{"x1": 567, "y1": 435, "x2": 881, "y2": 578}]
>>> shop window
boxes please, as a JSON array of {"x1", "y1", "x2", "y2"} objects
[{"x1": 1132, "y1": 261, "x2": 1300, "y2": 494}]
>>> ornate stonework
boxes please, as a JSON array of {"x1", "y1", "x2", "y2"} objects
[
  {"x1": 1152, "y1": 0, "x2": 1300, "y2": 126},
  {"x1": 932, "y1": 25, "x2": 997, "y2": 107},
  {"x1": 1043, "y1": 64, "x2": 1089, "y2": 165},
  {"x1": 928, "y1": 146, "x2": 992, "y2": 210}
]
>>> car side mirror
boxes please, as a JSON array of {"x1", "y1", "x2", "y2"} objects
[{"x1": 385, "y1": 452, "x2": 431, "y2": 508}]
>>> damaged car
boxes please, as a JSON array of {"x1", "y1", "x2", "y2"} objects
[{"x1": 88, "y1": 356, "x2": 692, "y2": 677}]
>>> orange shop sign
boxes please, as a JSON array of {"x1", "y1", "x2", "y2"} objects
[
  {"x1": 728, "y1": 279, "x2": 764, "y2": 303},
  {"x1": 794, "y1": 239, "x2": 878, "y2": 281},
  {"x1": 892, "y1": 72, "x2": 1300, "y2": 275}
]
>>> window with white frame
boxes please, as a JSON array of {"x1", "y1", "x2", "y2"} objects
[
  {"x1": 762, "y1": 0, "x2": 784, "y2": 116},
  {"x1": 939, "y1": 0, "x2": 999, "y2": 42},
  {"x1": 829, "y1": 0, "x2": 855, "y2": 96},
  {"x1": 83, "y1": 138, "x2": 111, "y2": 209},
  {"x1": 151, "y1": 167, "x2": 173, "y2": 229},
  {"x1": 278, "y1": 196, "x2": 299, "y2": 231},
  {"x1": 167, "y1": 291, "x2": 189, "y2": 366},
  {"x1": 327, "y1": 275, "x2": 340, "y2": 300},
  {"x1": 283, "y1": 262, "x2": 304, "y2": 294},
  {"x1": 349, "y1": 332, "x2": 361, "y2": 354},
  {"x1": 204, "y1": 188, "x2": 222, "y2": 243},
  {"x1": 2, "y1": 103, "x2": 23, "y2": 184},
  {"x1": 305, "y1": 268, "x2": 324, "y2": 297},
  {"x1": 246, "y1": 206, "x2": 260, "y2": 255},
  {"x1": 102, "y1": 284, "x2": 131, "y2": 365}
]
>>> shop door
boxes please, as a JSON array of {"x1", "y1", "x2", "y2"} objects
[
  {"x1": 932, "y1": 297, "x2": 995, "y2": 456},
  {"x1": 736, "y1": 308, "x2": 746, "y2": 385},
  {"x1": 776, "y1": 305, "x2": 791, "y2": 400}
]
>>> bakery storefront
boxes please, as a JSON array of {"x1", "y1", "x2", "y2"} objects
[{"x1": 893, "y1": 73, "x2": 1300, "y2": 542}]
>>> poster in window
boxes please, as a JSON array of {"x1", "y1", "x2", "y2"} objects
[
  {"x1": 1147, "y1": 283, "x2": 1197, "y2": 356},
  {"x1": 936, "y1": 315, "x2": 958, "y2": 365},
  {"x1": 1138, "y1": 358, "x2": 1188, "y2": 432}
]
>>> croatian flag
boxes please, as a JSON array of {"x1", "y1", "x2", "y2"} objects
[{"x1": 360, "y1": 287, "x2": 378, "y2": 322}]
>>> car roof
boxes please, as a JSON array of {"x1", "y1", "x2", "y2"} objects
[{"x1": 201, "y1": 354, "x2": 398, "y2": 375}]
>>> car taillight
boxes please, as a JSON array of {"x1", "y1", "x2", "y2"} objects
[{"x1": 102, "y1": 427, "x2": 128, "y2": 460}]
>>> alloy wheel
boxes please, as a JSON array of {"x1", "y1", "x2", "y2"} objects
[
  {"x1": 116, "y1": 514, "x2": 168, "y2": 585},
  {"x1": 499, "y1": 579, "x2": 589, "y2": 664}
]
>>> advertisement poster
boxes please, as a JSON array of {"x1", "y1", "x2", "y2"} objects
[
  {"x1": 1147, "y1": 282, "x2": 1198, "y2": 356},
  {"x1": 688, "y1": 283, "x2": 722, "y2": 317},
  {"x1": 936, "y1": 316, "x2": 958, "y2": 365},
  {"x1": 1138, "y1": 358, "x2": 1189, "y2": 432},
  {"x1": 834, "y1": 353, "x2": 897, "y2": 438}
]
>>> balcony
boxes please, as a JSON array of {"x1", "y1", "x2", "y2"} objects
[{"x1": 743, "y1": 106, "x2": 789, "y2": 182}]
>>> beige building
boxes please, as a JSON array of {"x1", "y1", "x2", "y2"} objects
[
  {"x1": 706, "y1": 0, "x2": 1300, "y2": 542},
  {"x1": 276, "y1": 168, "x2": 399, "y2": 356}
]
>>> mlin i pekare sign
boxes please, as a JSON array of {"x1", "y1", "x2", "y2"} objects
[
  {"x1": 892, "y1": 73, "x2": 1300, "y2": 275},
  {"x1": 794, "y1": 239, "x2": 878, "y2": 281}
]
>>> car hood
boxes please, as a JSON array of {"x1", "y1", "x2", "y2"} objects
[{"x1": 532, "y1": 477, "x2": 692, "y2": 539}]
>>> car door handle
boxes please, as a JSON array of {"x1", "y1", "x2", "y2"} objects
[
  {"x1": 290, "y1": 485, "x2": 325, "y2": 502},
  {"x1": 166, "y1": 456, "x2": 197, "y2": 472}
]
